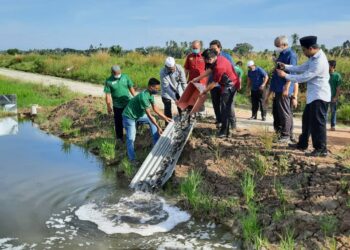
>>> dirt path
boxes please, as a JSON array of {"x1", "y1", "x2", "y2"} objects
[{"x1": 1, "y1": 67, "x2": 349, "y2": 147}]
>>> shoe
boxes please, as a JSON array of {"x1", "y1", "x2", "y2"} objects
[
  {"x1": 288, "y1": 143, "x2": 307, "y2": 151},
  {"x1": 330, "y1": 127, "x2": 336, "y2": 131},
  {"x1": 290, "y1": 137, "x2": 297, "y2": 143},
  {"x1": 217, "y1": 130, "x2": 228, "y2": 138},
  {"x1": 305, "y1": 150, "x2": 328, "y2": 157},
  {"x1": 277, "y1": 137, "x2": 291, "y2": 144},
  {"x1": 215, "y1": 122, "x2": 222, "y2": 129},
  {"x1": 248, "y1": 116, "x2": 257, "y2": 120},
  {"x1": 262, "y1": 117, "x2": 266, "y2": 121}
]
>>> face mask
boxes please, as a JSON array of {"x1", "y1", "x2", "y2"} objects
[
  {"x1": 115, "y1": 74, "x2": 121, "y2": 79},
  {"x1": 150, "y1": 89, "x2": 158, "y2": 95},
  {"x1": 274, "y1": 48, "x2": 283, "y2": 53},
  {"x1": 192, "y1": 49, "x2": 200, "y2": 54}
]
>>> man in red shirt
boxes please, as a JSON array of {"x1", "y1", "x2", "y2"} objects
[
  {"x1": 184, "y1": 40, "x2": 207, "y2": 116},
  {"x1": 190, "y1": 49, "x2": 240, "y2": 137},
  {"x1": 184, "y1": 40, "x2": 207, "y2": 85}
]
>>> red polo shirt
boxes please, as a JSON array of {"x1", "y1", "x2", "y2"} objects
[
  {"x1": 213, "y1": 55, "x2": 240, "y2": 92},
  {"x1": 184, "y1": 52, "x2": 207, "y2": 85}
]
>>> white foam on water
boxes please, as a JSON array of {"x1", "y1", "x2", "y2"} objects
[{"x1": 75, "y1": 191, "x2": 191, "y2": 236}]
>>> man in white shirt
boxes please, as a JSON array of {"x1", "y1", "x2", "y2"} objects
[
  {"x1": 160, "y1": 57, "x2": 187, "y2": 123},
  {"x1": 277, "y1": 36, "x2": 331, "y2": 157}
]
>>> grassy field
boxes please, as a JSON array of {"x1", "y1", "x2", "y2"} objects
[
  {"x1": 0, "y1": 52, "x2": 349, "y2": 121},
  {"x1": 0, "y1": 76, "x2": 76, "y2": 108}
]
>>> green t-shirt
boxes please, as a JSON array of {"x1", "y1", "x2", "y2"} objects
[
  {"x1": 104, "y1": 74, "x2": 134, "y2": 108},
  {"x1": 329, "y1": 72, "x2": 342, "y2": 98},
  {"x1": 122, "y1": 90, "x2": 155, "y2": 120},
  {"x1": 234, "y1": 66, "x2": 244, "y2": 79}
]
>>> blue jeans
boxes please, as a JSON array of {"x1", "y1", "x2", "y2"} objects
[
  {"x1": 122, "y1": 114, "x2": 159, "y2": 161},
  {"x1": 330, "y1": 102, "x2": 337, "y2": 127}
]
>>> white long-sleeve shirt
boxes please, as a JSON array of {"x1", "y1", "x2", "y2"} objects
[
  {"x1": 285, "y1": 49, "x2": 331, "y2": 104},
  {"x1": 160, "y1": 64, "x2": 187, "y2": 101}
]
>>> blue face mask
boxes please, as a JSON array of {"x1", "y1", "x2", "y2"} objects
[
  {"x1": 192, "y1": 49, "x2": 200, "y2": 54},
  {"x1": 150, "y1": 89, "x2": 158, "y2": 95}
]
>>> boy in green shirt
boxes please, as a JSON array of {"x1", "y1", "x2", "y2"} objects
[
  {"x1": 104, "y1": 65, "x2": 136, "y2": 143},
  {"x1": 328, "y1": 60, "x2": 342, "y2": 131},
  {"x1": 122, "y1": 78, "x2": 172, "y2": 162}
]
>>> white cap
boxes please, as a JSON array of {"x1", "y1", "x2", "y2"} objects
[
  {"x1": 165, "y1": 57, "x2": 175, "y2": 67},
  {"x1": 247, "y1": 60, "x2": 255, "y2": 67}
]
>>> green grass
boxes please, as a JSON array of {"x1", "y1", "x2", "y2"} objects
[
  {"x1": 251, "y1": 153, "x2": 271, "y2": 175},
  {"x1": 319, "y1": 215, "x2": 338, "y2": 236},
  {"x1": 99, "y1": 139, "x2": 115, "y2": 160},
  {"x1": 278, "y1": 153, "x2": 290, "y2": 174},
  {"x1": 338, "y1": 104, "x2": 350, "y2": 122},
  {"x1": 241, "y1": 171, "x2": 256, "y2": 204},
  {"x1": 119, "y1": 157, "x2": 135, "y2": 177},
  {"x1": 180, "y1": 170, "x2": 203, "y2": 209},
  {"x1": 241, "y1": 202, "x2": 261, "y2": 246},
  {"x1": 0, "y1": 76, "x2": 75, "y2": 108},
  {"x1": 60, "y1": 117, "x2": 73, "y2": 133},
  {"x1": 275, "y1": 180, "x2": 287, "y2": 204},
  {"x1": 259, "y1": 127, "x2": 274, "y2": 151},
  {"x1": 279, "y1": 228, "x2": 295, "y2": 250}
]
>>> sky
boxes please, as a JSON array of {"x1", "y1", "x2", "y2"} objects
[{"x1": 1, "y1": 0, "x2": 350, "y2": 51}]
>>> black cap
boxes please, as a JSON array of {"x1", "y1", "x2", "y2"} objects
[{"x1": 299, "y1": 36, "x2": 317, "y2": 48}]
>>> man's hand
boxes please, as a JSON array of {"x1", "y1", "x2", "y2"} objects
[
  {"x1": 259, "y1": 84, "x2": 265, "y2": 91},
  {"x1": 276, "y1": 69, "x2": 287, "y2": 78},
  {"x1": 157, "y1": 126, "x2": 163, "y2": 135},
  {"x1": 189, "y1": 77, "x2": 198, "y2": 84},
  {"x1": 107, "y1": 105, "x2": 112, "y2": 114},
  {"x1": 164, "y1": 116, "x2": 173, "y2": 123},
  {"x1": 291, "y1": 98, "x2": 298, "y2": 108},
  {"x1": 282, "y1": 87, "x2": 289, "y2": 97},
  {"x1": 277, "y1": 62, "x2": 286, "y2": 70}
]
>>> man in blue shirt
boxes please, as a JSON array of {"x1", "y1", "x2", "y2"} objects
[
  {"x1": 265, "y1": 36, "x2": 298, "y2": 142},
  {"x1": 247, "y1": 60, "x2": 269, "y2": 120},
  {"x1": 209, "y1": 40, "x2": 235, "y2": 128}
]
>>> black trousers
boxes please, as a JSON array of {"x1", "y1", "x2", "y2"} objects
[
  {"x1": 220, "y1": 87, "x2": 237, "y2": 134},
  {"x1": 272, "y1": 93, "x2": 292, "y2": 138},
  {"x1": 210, "y1": 87, "x2": 221, "y2": 123},
  {"x1": 251, "y1": 89, "x2": 266, "y2": 118},
  {"x1": 162, "y1": 97, "x2": 182, "y2": 120},
  {"x1": 113, "y1": 107, "x2": 125, "y2": 141},
  {"x1": 298, "y1": 100, "x2": 328, "y2": 151}
]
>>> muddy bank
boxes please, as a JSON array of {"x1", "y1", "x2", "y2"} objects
[{"x1": 27, "y1": 96, "x2": 350, "y2": 249}]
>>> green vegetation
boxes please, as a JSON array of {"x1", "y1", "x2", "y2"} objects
[
  {"x1": 279, "y1": 228, "x2": 295, "y2": 250},
  {"x1": 0, "y1": 76, "x2": 75, "y2": 108},
  {"x1": 119, "y1": 157, "x2": 135, "y2": 177},
  {"x1": 241, "y1": 171, "x2": 255, "y2": 204},
  {"x1": 100, "y1": 140, "x2": 115, "y2": 160},
  {"x1": 180, "y1": 170, "x2": 203, "y2": 209},
  {"x1": 259, "y1": 127, "x2": 274, "y2": 151},
  {"x1": 319, "y1": 215, "x2": 338, "y2": 236},
  {"x1": 241, "y1": 203, "x2": 261, "y2": 245},
  {"x1": 60, "y1": 117, "x2": 73, "y2": 133},
  {"x1": 251, "y1": 153, "x2": 271, "y2": 175}
]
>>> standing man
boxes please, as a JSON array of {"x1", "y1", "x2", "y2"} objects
[
  {"x1": 104, "y1": 65, "x2": 136, "y2": 144},
  {"x1": 328, "y1": 60, "x2": 342, "y2": 131},
  {"x1": 209, "y1": 40, "x2": 235, "y2": 127},
  {"x1": 184, "y1": 40, "x2": 207, "y2": 116},
  {"x1": 160, "y1": 57, "x2": 187, "y2": 121},
  {"x1": 246, "y1": 60, "x2": 268, "y2": 121},
  {"x1": 234, "y1": 61, "x2": 244, "y2": 84},
  {"x1": 122, "y1": 78, "x2": 172, "y2": 162},
  {"x1": 190, "y1": 49, "x2": 240, "y2": 137},
  {"x1": 277, "y1": 36, "x2": 331, "y2": 157},
  {"x1": 265, "y1": 36, "x2": 298, "y2": 142}
]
